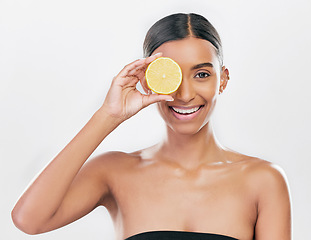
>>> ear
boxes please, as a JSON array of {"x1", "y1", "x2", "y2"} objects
[{"x1": 219, "y1": 66, "x2": 230, "y2": 94}]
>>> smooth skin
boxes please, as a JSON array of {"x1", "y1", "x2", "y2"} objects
[{"x1": 12, "y1": 37, "x2": 291, "y2": 240}]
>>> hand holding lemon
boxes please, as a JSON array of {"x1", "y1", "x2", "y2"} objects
[{"x1": 101, "y1": 53, "x2": 175, "y2": 122}]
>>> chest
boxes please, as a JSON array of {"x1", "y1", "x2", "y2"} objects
[{"x1": 108, "y1": 165, "x2": 257, "y2": 229}]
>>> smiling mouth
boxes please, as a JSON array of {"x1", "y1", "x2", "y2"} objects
[{"x1": 169, "y1": 105, "x2": 204, "y2": 115}]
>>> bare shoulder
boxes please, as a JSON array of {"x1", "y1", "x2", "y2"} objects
[
  {"x1": 86, "y1": 150, "x2": 140, "y2": 171},
  {"x1": 85, "y1": 151, "x2": 144, "y2": 175},
  {"x1": 231, "y1": 153, "x2": 290, "y2": 198},
  {"x1": 232, "y1": 156, "x2": 292, "y2": 238},
  {"x1": 243, "y1": 157, "x2": 288, "y2": 186}
]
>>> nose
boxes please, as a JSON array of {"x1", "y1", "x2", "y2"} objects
[{"x1": 173, "y1": 77, "x2": 195, "y2": 103}]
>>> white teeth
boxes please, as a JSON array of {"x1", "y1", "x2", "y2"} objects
[{"x1": 172, "y1": 106, "x2": 200, "y2": 114}]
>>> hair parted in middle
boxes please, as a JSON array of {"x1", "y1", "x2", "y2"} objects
[{"x1": 143, "y1": 13, "x2": 223, "y2": 66}]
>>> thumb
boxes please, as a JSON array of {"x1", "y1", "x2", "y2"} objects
[{"x1": 141, "y1": 94, "x2": 174, "y2": 108}]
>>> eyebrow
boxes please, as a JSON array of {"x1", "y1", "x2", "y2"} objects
[{"x1": 191, "y1": 62, "x2": 214, "y2": 70}]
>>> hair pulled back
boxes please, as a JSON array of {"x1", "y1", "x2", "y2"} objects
[{"x1": 143, "y1": 13, "x2": 223, "y2": 66}]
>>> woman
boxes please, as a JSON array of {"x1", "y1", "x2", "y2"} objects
[{"x1": 11, "y1": 13, "x2": 291, "y2": 240}]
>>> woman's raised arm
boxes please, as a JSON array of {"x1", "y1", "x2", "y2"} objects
[{"x1": 11, "y1": 53, "x2": 173, "y2": 235}]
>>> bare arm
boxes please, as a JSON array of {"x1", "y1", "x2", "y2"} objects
[
  {"x1": 11, "y1": 53, "x2": 172, "y2": 235},
  {"x1": 254, "y1": 163, "x2": 292, "y2": 240}
]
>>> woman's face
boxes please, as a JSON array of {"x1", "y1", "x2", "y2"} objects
[{"x1": 152, "y1": 37, "x2": 228, "y2": 135}]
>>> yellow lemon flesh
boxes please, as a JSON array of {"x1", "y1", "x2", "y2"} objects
[{"x1": 145, "y1": 57, "x2": 182, "y2": 94}]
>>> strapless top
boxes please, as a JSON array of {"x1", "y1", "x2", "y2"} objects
[{"x1": 124, "y1": 231, "x2": 239, "y2": 240}]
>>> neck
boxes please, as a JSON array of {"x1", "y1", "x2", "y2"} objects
[{"x1": 159, "y1": 121, "x2": 226, "y2": 168}]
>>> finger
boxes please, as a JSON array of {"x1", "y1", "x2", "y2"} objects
[
  {"x1": 145, "y1": 52, "x2": 163, "y2": 64},
  {"x1": 125, "y1": 67, "x2": 146, "y2": 89},
  {"x1": 114, "y1": 53, "x2": 163, "y2": 88},
  {"x1": 137, "y1": 53, "x2": 163, "y2": 94},
  {"x1": 141, "y1": 93, "x2": 174, "y2": 108},
  {"x1": 135, "y1": 69, "x2": 146, "y2": 80},
  {"x1": 118, "y1": 53, "x2": 162, "y2": 78},
  {"x1": 127, "y1": 64, "x2": 150, "y2": 93},
  {"x1": 127, "y1": 62, "x2": 147, "y2": 76},
  {"x1": 127, "y1": 52, "x2": 162, "y2": 76},
  {"x1": 125, "y1": 75, "x2": 141, "y2": 87},
  {"x1": 117, "y1": 58, "x2": 146, "y2": 79},
  {"x1": 139, "y1": 75, "x2": 151, "y2": 94},
  {"x1": 131, "y1": 53, "x2": 162, "y2": 77}
]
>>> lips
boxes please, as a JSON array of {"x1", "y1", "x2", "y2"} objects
[
  {"x1": 171, "y1": 106, "x2": 201, "y2": 114},
  {"x1": 169, "y1": 105, "x2": 204, "y2": 120}
]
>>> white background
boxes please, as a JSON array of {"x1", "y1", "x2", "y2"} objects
[{"x1": 1, "y1": 0, "x2": 311, "y2": 239}]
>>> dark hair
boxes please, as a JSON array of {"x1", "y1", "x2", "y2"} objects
[{"x1": 143, "y1": 13, "x2": 223, "y2": 66}]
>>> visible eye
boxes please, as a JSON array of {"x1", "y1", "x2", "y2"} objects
[{"x1": 194, "y1": 72, "x2": 210, "y2": 79}]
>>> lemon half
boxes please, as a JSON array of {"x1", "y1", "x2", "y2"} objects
[{"x1": 145, "y1": 57, "x2": 182, "y2": 94}]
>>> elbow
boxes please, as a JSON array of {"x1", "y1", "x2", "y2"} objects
[{"x1": 11, "y1": 207, "x2": 42, "y2": 235}]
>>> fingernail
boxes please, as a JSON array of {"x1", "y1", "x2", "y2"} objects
[
  {"x1": 153, "y1": 52, "x2": 162, "y2": 57},
  {"x1": 165, "y1": 98, "x2": 174, "y2": 102}
]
